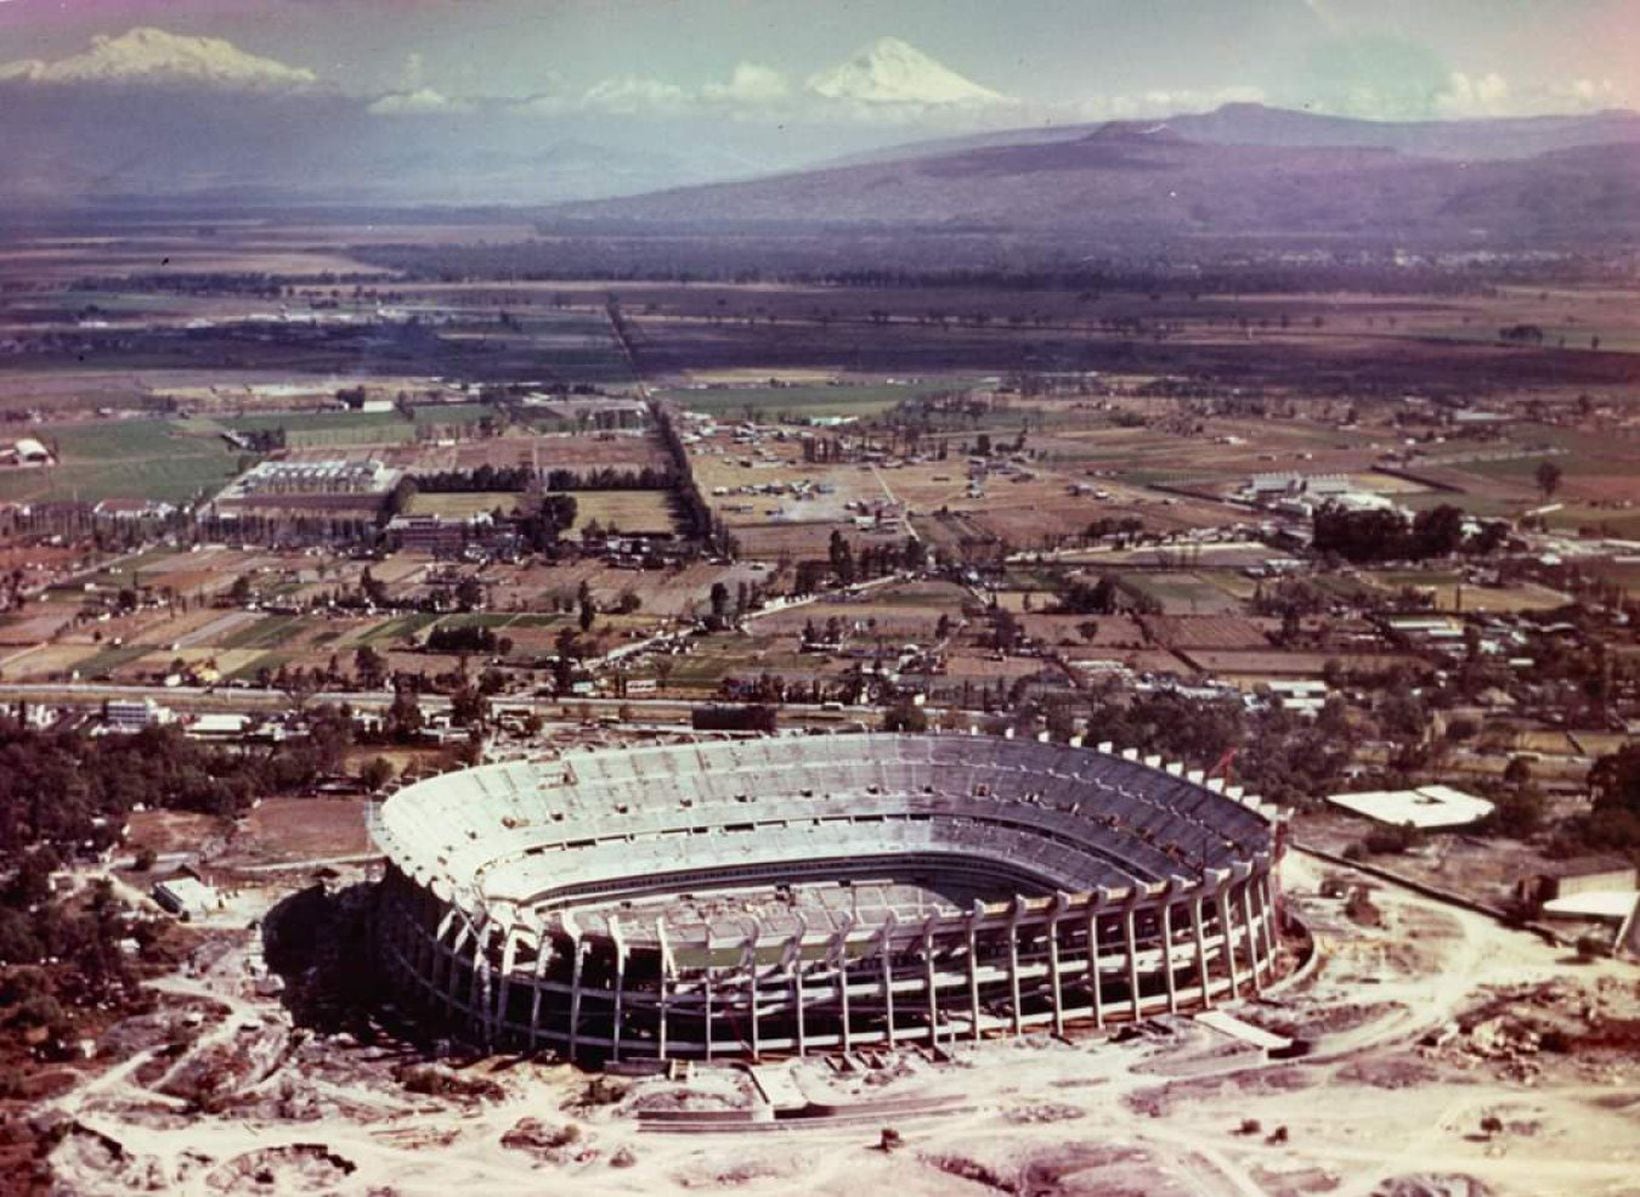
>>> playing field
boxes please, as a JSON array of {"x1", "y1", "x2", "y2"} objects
[{"x1": 0, "y1": 418, "x2": 240, "y2": 503}]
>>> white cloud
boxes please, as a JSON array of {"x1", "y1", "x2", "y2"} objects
[
  {"x1": 1065, "y1": 85, "x2": 1268, "y2": 123},
  {"x1": 702, "y1": 62, "x2": 791, "y2": 105},
  {"x1": 580, "y1": 75, "x2": 691, "y2": 115},
  {"x1": 367, "y1": 88, "x2": 474, "y2": 116},
  {"x1": 1433, "y1": 71, "x2": 1511, "y2": 118},
  {"x1": 400, "y1": 51, "x2": 426, "y2": 93},
  {"x1": 0, "y1": 26, "x2": 316, "y2": 91},
  {"x1": 1430, "y1": 71, "x2": 1630, "y2": 119}
]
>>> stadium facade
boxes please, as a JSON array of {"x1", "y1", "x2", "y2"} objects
[{"x1": 370, "y1": 733, "x2": 1284, "y2": 1061}]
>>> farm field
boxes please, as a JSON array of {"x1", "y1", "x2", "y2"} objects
[{"x1": 0, "y1": 417, "x2": 240, "y2": 503}]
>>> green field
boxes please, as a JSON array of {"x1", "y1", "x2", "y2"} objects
[
  {"x1": 412, "y1": 402, "x2": 498, "y2": 425},
  {"x1": 221, "y1": 614, "x2": 306, "y2": 650},
  {"x1": 0, "y1": 418, "x2": 241, "y2": 504},
  {"x1": 657, "y1": 379, "x2": 987, "y2": 420}
]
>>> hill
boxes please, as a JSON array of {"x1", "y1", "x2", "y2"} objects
[{"x1": 546, "y1": 124, "x2": 1640, "y2": 246}]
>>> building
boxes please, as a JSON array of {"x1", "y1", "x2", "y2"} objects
[
  {"x1": 1, "y1": 437, "x2": 53, "y2": 467},
  {"x1": 1517, "y1": 857, "x2": 1639, "y2": 907},
  {"x1": 202, "y1": 458, "x2": 403, "y2": 545},
  {"x1": 152, "y1": 876, "x2": 220, "y2": 918},
  {"x1": 372, "y1": 733, "x2": 1283, "y2": 1062},
  {"x1": 220, "y1": 459, "x2": 400, "y2": 499},
  {"x1": 103, "y1": 698, "x2": 173, "y2": 733}
]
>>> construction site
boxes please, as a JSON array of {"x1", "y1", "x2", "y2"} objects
[
  {"x1": 12, "y1": 734, "x2": 1634, "y2": 1197},
  {"x1": 371, "y1": 734, "x2": 1282, "y2": 1061}
]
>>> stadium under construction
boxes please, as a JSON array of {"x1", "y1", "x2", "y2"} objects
[{"x1": 370, "y1": 733, "x2": 1286, "y2": 1062}]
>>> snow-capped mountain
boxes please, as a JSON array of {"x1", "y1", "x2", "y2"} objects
[
  {"x1": 806, "y1": 36, "x2": 1009, "y2": 107},
  {"x1": 0, "y1": 26, "x2": 317, "y2": 91}
]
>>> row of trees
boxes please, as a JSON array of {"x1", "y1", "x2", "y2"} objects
[{"x1": 1312, "y1": 503, "x2": 1508, "y2": 564}]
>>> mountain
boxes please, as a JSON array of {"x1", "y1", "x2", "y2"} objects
[
  {"x1": 829, "y1": 101, "x2": 1640, "y2": 167},
  {"x1": 805, "y1": 36, "x2": 1009, "y2": 107},
  {"x1": 0, "y1": 26, "x2": 317, "y2": 91},
  {"x1": 547, "y1": 123, "x2": 1640, "y2": 246}
]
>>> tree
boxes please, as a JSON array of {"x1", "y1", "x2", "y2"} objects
[
  {"x1": 709, "y1": 582, "x2": 730, "y2": 627},
  {"x1": 360, "y1": 757, "x2": 395, "y2": 792},
  {"x1": 579, "y1": 592, "x2": 596, "y2": 633},
  {"x1": 881, "y1": 699, "x2": 928, "y2": 733},
  {"x1": 1535, "y1": 460, "x2": 1563, "y2": 500},
  {"x1": 455, "y1": 575, "x2": 486, "y2": 612},
  {"x1": 354, "y1": 645, "x2": 387, "y2": 690},
  {"x1": 386, "y1": 689, "x2": 424, "y2": 741},
  {"x1": 449, "y1": 684, "x2": 489, "y2": 728}
]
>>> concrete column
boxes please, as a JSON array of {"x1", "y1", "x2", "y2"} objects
[
  {"x1": 1240, "y1": 882, "x2": 1263, "y2": 995},
  {"x1": 446, "y1": 922, "x2": 472, "y2": 1016},
  {"x1": 1160, "y1": 901, "x2": 1178, "y2": 1014},
  {"x1": 783, "y1": 927, "x2": 807, "y2": 1057},
  {"x1": 1124, "y1": 901, "x2": 1143, "y2": 1021},
  {"x1": 966, "y1": 905, "x2": 983, "y2": 1042},
  {"x1": 832, "y1": 926, "x2": 853, "y2": 1053},
  {"x1": 528, "y1": 938, "x2": 551, "y2": 1050},
  {"x1": 745, "y1": 926, "x2": 763, "y2": 1060},
  {"x1": 1192, "y1": 894, "x2": 1213, "y2": 1008},
  {"x1": 469, "y1": 923, "x2": 492, "y2": 1032},
  {"x1": 792, "y1": 966, "x2": 807, "y2": 1056},
  {"x1": 1088, "y1": 904, "x2": 1105, "y2": 1028},
  {"x1": 610, "y1": 918, "x2": 628, "y2": 1063},
  {"x1": 1007, "y1": 900, "x2": 1025, "y2": 1037},
  {"x1": 703, "y1": 968, "x2": 715, "y2": 1062},
  {"x1": 566, "y1": 933, "x2": 586, "y2": 1062},
  {"x1": 1216, "y1": 888, "x2": 1241, "y2": 998},
  {"x1": 496, "y1": 930, "x2": 519, "y2": 1043},
  {"x1": 922, "y1": 918, "x2": 940, "y2": 1047},
  {"x1": 1266, "y1": 865, "x2": 1279, "y2": 977},
  {"x1": 656, "y1": 919, "x2": 673, "y2": 1060},
  {"x1": 878, "y1": 911, "x2": 898, "y2": 1047},
  {"x1": 1047, "y1": 895, "x2": 1068, "y2": 1038}
]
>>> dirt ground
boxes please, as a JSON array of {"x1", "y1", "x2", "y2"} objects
[{"x1": 25, "y1": 847, "x2": 1638, "y2": 1197}]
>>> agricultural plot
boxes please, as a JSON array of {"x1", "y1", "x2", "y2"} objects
[
  {"x1": 657, "y1": 378, "x2": 986, "y2": 420},
  {"x1": 406, "y1": 492, "x2": 522, "y2": 519},
  {"x1": 0, "y1": 417, "x2": 241, "y2": 503},
  {"x1": 550, "y1": 490, "x2": 681, "y2": 537},
  {"x1": 1120, "y1": 572, "x2": 1244, "y2": 615}
]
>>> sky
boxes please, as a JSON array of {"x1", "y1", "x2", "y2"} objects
[{"x1": 0, "y1": 0, "x2": 1634, "y2": 127}]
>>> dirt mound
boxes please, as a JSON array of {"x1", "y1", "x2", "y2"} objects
[
  {"x1": 499, "y1": 1116, "x2": 593, "y2": 1165},
  {"x1": 205, "y1": 1143, "x2": 357, "y2": 1192},
  {"x1": 1372, "y1": 1174, "x2": 1492, "y2": 1197},
  {"x1": 51, "y1": 1122, "x2": 167, "y2": 1192}
]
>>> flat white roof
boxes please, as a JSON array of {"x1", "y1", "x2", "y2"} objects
[
  {"x1": 1326, "y1": 784, "x2": 1495, "y2": 829},
  {"x1": 1542, "y1": 891, "x2": 1638, "y2": 921}
]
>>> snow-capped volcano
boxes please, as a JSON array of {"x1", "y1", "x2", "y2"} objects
[
  {"x1": 0, "y1": 27, "x2": 317, "y2": 91},
  {"x1": 806, "y1": 36, "x2": 1009, "y2": 107}
]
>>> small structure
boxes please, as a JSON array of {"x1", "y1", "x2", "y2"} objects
[
  {"x1": 152, "y1": 876, "x2": 219, "y2": 918},
  {"x1": 1517, "y1": 856, "x2": 1638, "y2": 915},
  {"x1": 103, "y1": 698, "x2": 173, "y2": 733},
  {"x1": 1326, "y1": 783, "x2": 1494, "y2": 829}
]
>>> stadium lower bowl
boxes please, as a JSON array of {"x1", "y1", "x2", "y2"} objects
[{"x1": 371, "y1": 732, "x2": 1284, "y2": 1061}]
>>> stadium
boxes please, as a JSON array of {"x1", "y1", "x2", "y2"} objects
[{"x1": 370, "y1": 733, "x2": 1285, "y2": 1062}]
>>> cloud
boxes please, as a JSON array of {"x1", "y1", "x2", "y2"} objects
[
  {"x1": 701, "y1": 62, "x2": 791, "y2": 106},
  {"x1": 510, "y1": 39, "x2": 1017, "y2": 125},
  {"x1": 0, "y1": 26, "x2": 317, "y2": 91},
  {"x1": 1433, "y1": 71, "x2": 1511, "y2": 118},
  {"x1": 1431, "y1": 71, "x2": 1629, "y2": 119},
  {"x1": 367, "y1": 87, "x2": 473, "y2": 116},
  {"x1": 1065, "y1": 85, "x2": 1268, "y2": 123},
  {"x1": 400, "y1": 51, "x2": 426, "y2": 93},
  {"x1": 580, "y1": 75, "x2": 691, "y2": 115}
]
